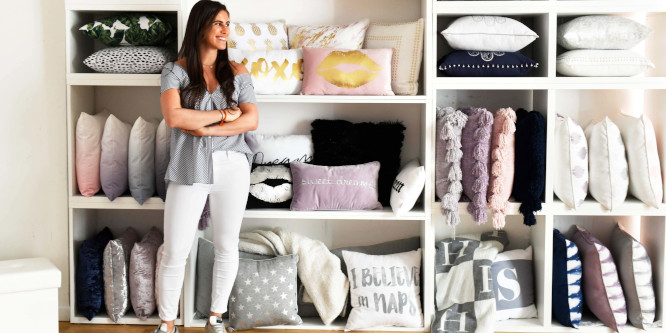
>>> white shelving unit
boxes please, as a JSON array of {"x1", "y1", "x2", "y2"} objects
[{"x1": 64, "y1": 0, "x2": 666, "y2": 332}]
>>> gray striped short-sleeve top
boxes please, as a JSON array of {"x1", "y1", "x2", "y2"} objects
[{"x1": 160, "y1": 62, "x2": 256, "y2": 185}]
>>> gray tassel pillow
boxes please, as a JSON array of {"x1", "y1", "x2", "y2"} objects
[
  {"x1": 460, "y1": 107, "x2": 494, "y2": 224},
  {"x1": 435, "y1": 107, "x2": 468, "y2": 228},
  {"x1": 103, "y1": 227, "x2": 139, "y2": 322},
  {"x1": 129, "y1": 227, "x2": 163, "y2": 320}
]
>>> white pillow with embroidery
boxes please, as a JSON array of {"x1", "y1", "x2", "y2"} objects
[
  {"x1": 390, "y1": 160, "x2": 426, "y2": 216},
  {"x1": 288, "y1": 19, "x2": 369, "y2": 49},
  {"x1": 441, "y1": 16, "x2": 538, "y2": 52},
  {"x1": 615, "y1": 113, "x2": 663, "y2": 207},
  {"x1": 557, "y1": 50, "x2": 654, "y2": 77},
  {"x1": 228, "y1": 20, "x2": 288, "y2": 51},
  {"x1": 554, "y1": 114, "x2": 589, "y2": 209},
  {"x1": 584, "y1": 118, "x2": 629, "y2": 210},
  {"x1": 245, "y1": 133, "x2": 313, "y2": 165},
  {"x1": 228, "y1": 48, "x2": 303, "y2": 95}
]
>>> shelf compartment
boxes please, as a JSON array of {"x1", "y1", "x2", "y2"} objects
[
  {"x1": 430, "y1": 201, "x2": 543, "y2": 217},
  {"x1": 66, "y1": 9, "x2": 179, "y2": 74},
  {"x1": 436, "y1": 13, "x2": 549, "y2": 78},
  {"x1": 556, "y1": 12, "x2": 666, "y2": 79}
]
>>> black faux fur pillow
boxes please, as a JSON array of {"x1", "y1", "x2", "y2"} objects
[
  {"x1": 513, "y1": 108, "x2": 546, "y2": 226},
  {"x1": 311, "y1": 119, "x2": 406, "y2": 206}
]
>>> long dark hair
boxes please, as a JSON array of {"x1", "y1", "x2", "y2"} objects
[{"x1": 179, "y1": 0, "x2": 236, "y2": 109}]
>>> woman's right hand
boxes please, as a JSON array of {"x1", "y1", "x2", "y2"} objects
[{"x1": 224, "y1": 106, "x2": 241, "y2": 122}]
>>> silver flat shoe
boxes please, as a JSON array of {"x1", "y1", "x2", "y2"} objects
[
  {"x1": 151, "y1": 323, "x2": 179, "y2": 333},
  {"x1": 205, "y1": 316, "x2": 227, "y2": 333}
]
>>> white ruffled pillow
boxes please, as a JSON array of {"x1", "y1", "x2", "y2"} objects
[
  {"x1": 584, "y1": 118, "x2": 629, "y2": 210},
  {"x1": 554, "y1": 114, "x2": 589, "y2": 209},
  {"x1": 441, "y1": 16, "x2": 538, "y2": 52},
  {"x1": 557, "y1": 50, "x2": 654, "y2": 77},
  {"x1": 615, "y1": 113, "x2": 663, "y2": 207}
]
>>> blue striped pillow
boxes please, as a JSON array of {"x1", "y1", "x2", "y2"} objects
[{"x1": 552, "y1": 229, "x2": 583, "y2": 328}]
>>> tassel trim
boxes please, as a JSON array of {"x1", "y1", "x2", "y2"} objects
[
  {"x1": 467, "y1": 108, "x2": 493, "y2": 224},
  {"x1": 488, "y1": 108, "x2": 516, "y2": 230},
  {"x1": 436, "y1": 106, "x2": 468, "y2": 229}
]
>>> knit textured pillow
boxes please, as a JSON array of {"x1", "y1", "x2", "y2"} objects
[
  {"x1": 554, "y1": 114, "x2": 589, "y2": 209},
  {"x1": 571, "y1": 226, "x2": 627, "y2": 331},
  {"x1": 460, "y1": 107, "x2": 494, "y2": 224},
  {"x1": 512, "y1": 109, "x2": 545, "y2": 226},
  {"x1": 488, "y1": 108, "x2": 516, "y2": 229},
  {"x1": 435, "y1": 107, "x2": 468, "y2": 227}
]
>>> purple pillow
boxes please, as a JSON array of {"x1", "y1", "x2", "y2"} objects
[
  {"x1": 460, "y1": 107, "x2": 494, "y2": 224},
  {"x1": 290, "y1": 161, "x2": 383, "y2": 211},
  {"x1": 571, "y1": 226, "x2": 627, "y2": 331}
]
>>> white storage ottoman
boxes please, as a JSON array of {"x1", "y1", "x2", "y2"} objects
[{"x1": 0, "y1": 258, "x2": 61, "y2": 332}]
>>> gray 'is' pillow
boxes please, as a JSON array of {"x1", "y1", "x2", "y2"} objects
[
  {"x1": 557, "y1": 16, "x2": 652, "y2": 50},
  {"x1": 609, "y1": 225, "x2": 656, "y2": 329},
  {"x1": 491, "y1": 246, "x2": 537, "y2": 320},
  {"x1": 84, "y1": 46, "x2": 176, "y2": 74},
  {"x1": 228, "y1": 255, "x2": 303, "y2": 330},
  {"x1": 129, "y1": 227, "x2": 163, "y2": 320},
  {"x1": 103, "y1": 227, "x2": 139, "y2": 322},
  {"x1": 194, "y1": 238, "x2": 274, "y2": 319},
  {"x1": 128, "y1": 117, "x2": 157, "y2": 204}
]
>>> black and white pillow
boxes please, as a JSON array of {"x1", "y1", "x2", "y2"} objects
[
  {"x1": 83, "y1": 46, "x2": 176, "y2": 74},
  {"x1": 247, "y1": 164, "x2": 293, "y2": 209}
]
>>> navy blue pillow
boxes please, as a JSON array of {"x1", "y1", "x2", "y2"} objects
[
  {"x1": 438, "y1": 51, "x2": 538, "y2": 77},
  {"x1": 512, "y1": 109, "x2": 545, "y2": 226},
  {"x1": 76, "y1": 227, "x2": 113, "y2": 320},
  {"x1": 552, "y1": 229, "x2": 583, "y2": 328}
]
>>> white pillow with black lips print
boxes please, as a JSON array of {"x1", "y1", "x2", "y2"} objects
[{"x1": 247, "y1": 164, "x2": 293, "y2": 209}]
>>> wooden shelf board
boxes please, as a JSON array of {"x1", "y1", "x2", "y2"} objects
[
  {"x1": 549, "y1": 199, "x2": 665, "y2": 216},
  {"x1": 66, "y1": 2, "x2": 180, "y2": 11},
  {"x1": 255, "y1": 95, "x2": 427, "y2": 104},
  {"x1": 189, "y1": 317, "x2": 425, "y2": 331},
  {"x1": 434, "y1": 77, "x2": 666, "y2": 90},
  {"x1": 67, "y1": 73, "x2": 161, "y2": 86},
  {"x1": 69, "y1": 313, "x2": 182, "y2": 325}
]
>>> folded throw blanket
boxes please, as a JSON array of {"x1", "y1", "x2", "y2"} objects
[
  {"x1": 238, "y1": 228, "x2": 349, "y2": 325},
  {"x1": 433, "y1": 231, "x2": 509, "y2": 333}
]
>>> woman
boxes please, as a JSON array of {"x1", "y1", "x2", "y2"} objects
[{"x1": 154, "y1": 1, "x2": 257, "y2": 332}]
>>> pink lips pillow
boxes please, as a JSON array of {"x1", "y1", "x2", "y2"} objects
[{"x1": 301, "y1": 47, "x2": 394, "y2": 96}]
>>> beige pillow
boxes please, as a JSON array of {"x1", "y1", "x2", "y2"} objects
[{"x1": 364, "y1": 19, "x2": 424, "y2": 95}]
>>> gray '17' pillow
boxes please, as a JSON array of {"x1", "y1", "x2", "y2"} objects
[
  {"x1": 128, "y1": 117, "x2": 157, "y2": 204},
  {"x1": 609, "y1": 225, "x2": 656, "y2": 329},
  {"x1": 228, "y1": 255, "x2": 303, "y2": 330},
  {"x1": 103, "y1": 227, "x2": 139, "y2": 322},
  {"x1": 129, "y1": 227, "x2": 163, "y2": 320}
]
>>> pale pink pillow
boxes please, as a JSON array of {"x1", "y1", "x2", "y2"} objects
[
  {"x1": 301, "y1": 47, "x2": 394, "y2": 96},
  {"x1": 488, "y1": 108, "x2": 516, "y2": 229},
  {"x1": 76, "y1": 109, "x2": 109, "y2": 196}
]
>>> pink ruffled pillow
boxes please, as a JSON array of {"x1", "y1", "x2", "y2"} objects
[
  {"x1": 301, "y1": 47, "x2": 394, "y2": 96},
  {"x1": 488, "y1": 108, "x2": 517, "y2": 229}
]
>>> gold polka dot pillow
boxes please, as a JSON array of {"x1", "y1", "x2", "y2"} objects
[{"x1": 229, "y1": 20, "x2": 289, "y2": 51}]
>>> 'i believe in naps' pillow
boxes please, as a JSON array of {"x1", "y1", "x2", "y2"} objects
[{"x1": 342, "y1": 249, "x2": 423, "y2": 330}]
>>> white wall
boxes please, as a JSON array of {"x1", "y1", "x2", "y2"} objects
[{"x1": 0, "y1": 0, "x2": 69, "y2": 320}]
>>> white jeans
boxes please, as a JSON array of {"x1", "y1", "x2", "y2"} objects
[{"x1": 158, "y1": 150, "x2": 250, "y2": 321}]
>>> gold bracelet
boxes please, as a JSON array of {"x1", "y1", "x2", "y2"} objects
[{"x1": 218, "y1": 109, "x2": 227, "y2": 126}]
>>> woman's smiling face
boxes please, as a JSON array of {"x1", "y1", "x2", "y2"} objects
[{"x1": 202, "y1": 10, "x2": 230, "y2": 50}]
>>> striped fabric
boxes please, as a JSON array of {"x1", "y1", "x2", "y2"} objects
[
  {"x1": 565, "y1": 239, "x2": 583, "y2": 327},
  {"x1": 595, "y1": 243, "x2": 628, "y2": 326},
  {"x1": 160, "y1": 62, "x2": 256, "y2": 185},
  {"x1": 632, "y1": 242, "x2": 657, "y2": 325}
]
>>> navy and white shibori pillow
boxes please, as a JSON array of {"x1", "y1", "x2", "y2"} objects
[{"x1": 438, "y1": 51, "x2": 538, "y2": 77}]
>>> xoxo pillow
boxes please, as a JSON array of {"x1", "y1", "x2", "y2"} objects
[
  {"x1": 228, "y1": 48, "x2": 303, "y2": 95},
  {"x1": 301, "y1": 47, "x2": 394, "y2": 96},
  {"x1": 290, "y1": 161, "x2": 383, "y2": 211}
]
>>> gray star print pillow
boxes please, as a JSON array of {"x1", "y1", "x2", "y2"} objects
[{"x1": 228, "y1": 254, "x2": 303, "y2": 330}]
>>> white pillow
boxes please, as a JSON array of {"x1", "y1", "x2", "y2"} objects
[
  {"x1": 441, "y1": 16, "x2": 538, "y2": 52},
  {"x1": 245, "y1": 133, "x2": 313, "y2": 165},
  {"x1": 390, "y1": 160, "x2": 425, "y2": 216},
  {"x1": 128, "y1": 117, "x2": 157, "y2": 205},
  {"x1": 492, "y1": 246, "x2": 538, "y2": 321},
  {"x1": 364, "y1": 19, "x2": 424, "y2": 95},
  {"x1": 229, "y1": 20, "x2": 288, "y2": 51},
  {"x1": 558, "y1": 16, "x2": 652, "y2": 50},
  {"x1": 100, "y1": 114, "x2": 131, "y2": 201},
  {"x1": 155, "y1": 119, "x2": 171, "y2": 201},
  {"x1": 227, "y1": 49, "x2": 303, "y2": 95},
  {"x1": 76, "y1": 109, "x2": 109, "y2": 197},
  {"x1": 615, "y1": 113, "x2": 663, "y2": 208},
  {"x1": 288, "y1": 19, "x2": 369, "y2": 49},
  {"x1": 554, "y1": 114, "x2": 589, "y2": 209},
  {"x1": 584, "y1": 118, "x2": 629, "y2": 210},
  {"x1": 342, "y1": 249, "x2": 423, "y2": 330},
  {"x1": 557, "y1": 50, "x2": 654, "y2": 77},
  {"x1": 83, "y1": 46, "x2": 175, "y2": 74}
]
